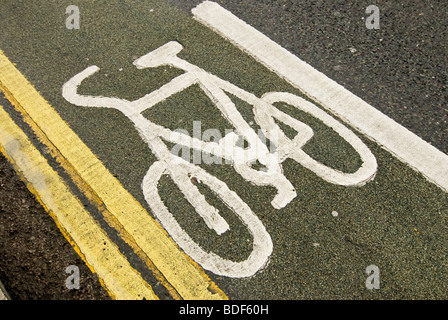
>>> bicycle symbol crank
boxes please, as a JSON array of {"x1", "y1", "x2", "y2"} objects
[{"x1": 62, "y1": 41, "x2": 377, "y2": 278}]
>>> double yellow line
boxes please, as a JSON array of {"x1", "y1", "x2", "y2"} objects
[{"x1": 0, "y1": 50, "x2": 227, "y2": 300}]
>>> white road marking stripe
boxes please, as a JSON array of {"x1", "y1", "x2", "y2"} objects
[{"x1": 193, "y1": 1, "x2": 448, "y2": 194}]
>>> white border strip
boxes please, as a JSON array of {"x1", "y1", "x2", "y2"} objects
[{"x1": 193, "y1": 1, "x2": 448, "y2": 193}]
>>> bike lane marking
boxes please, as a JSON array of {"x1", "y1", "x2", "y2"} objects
[
  {"x1": 193, "y1": 1, "x2": 448, "y2": 194},
  {"x1": 2, "y1": 0, "x2": 447, "y2": 299},
  {"x1": 61, "y1": 40, "x2": 381, "y2": 278},
  {"x1": 0, "y1": 50, "x2": 227, "y2": 300},
  {"x1": 0, "y1": 104, "x2": 157, "y2": 300}
]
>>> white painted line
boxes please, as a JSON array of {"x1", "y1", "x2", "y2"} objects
[
  {"x1": 193, "y1": 1, "x2": 448, "y2": 194},
  {"x1": 0, "y1": 280, "x2": 9, "y2": 300}
]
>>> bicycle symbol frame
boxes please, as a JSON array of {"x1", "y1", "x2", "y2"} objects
[{"x1": 62, "y1": 41, "x2": 377, "y2": 278}]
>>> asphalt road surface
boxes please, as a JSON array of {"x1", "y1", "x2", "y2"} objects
[{"x1": 0, "y1": 0, "x2": 447, "y2": 300}]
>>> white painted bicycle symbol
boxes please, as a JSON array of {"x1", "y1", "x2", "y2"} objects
[{"x1": 62, "y1": 41, "x2": 377, "y2": 278}]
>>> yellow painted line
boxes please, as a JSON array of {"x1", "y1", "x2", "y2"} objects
[
  {"x1": 0, "y1": 50, "x2": 227, "y2": 300},
  {"x1": 0, "y1": 106, "x2": 157, "y2": 300}
]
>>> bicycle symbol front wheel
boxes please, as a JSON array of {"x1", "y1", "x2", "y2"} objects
[{"x1": 256, "y1": 92, "x2": 377, "y2": 186}]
